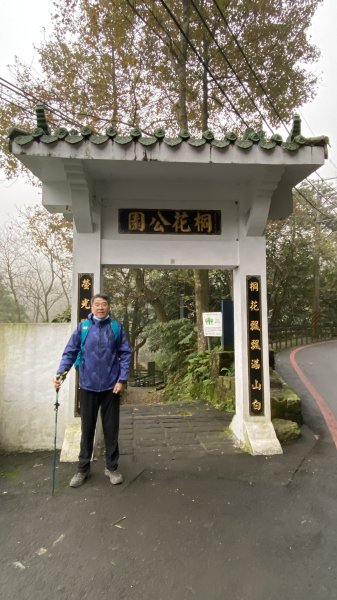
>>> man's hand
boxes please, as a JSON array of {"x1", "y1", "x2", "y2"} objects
[
  {"x1": 113, "y1": 382, "x2": 125, "y2": 395},
  {"x1": 53, "y1": 372, "x2": 67, "y2": 390}
]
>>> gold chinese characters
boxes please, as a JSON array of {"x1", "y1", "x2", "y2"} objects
[
  {"x1": 121, "y1": 209, "x2": 221, "y2": 235},
  {"x1": 247, "y1": 276, "x2": 264, "y2": 415}
]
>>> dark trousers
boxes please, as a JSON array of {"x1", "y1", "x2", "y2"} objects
[{"x1": 78, "y1": 388, "x2": 120, "y2": 473}]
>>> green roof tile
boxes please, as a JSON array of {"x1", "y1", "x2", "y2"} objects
[
  {"x1": 282, "y1": 141, "x2": 300, "y2": 152},
  {"x1": 188, "y1": 137, "x2": 206, "y2": 147},
  {"x1": 7, "y1": 103, "x2": 329, "y2": 158},
  {"x1": 225, "y1": 132, "x2": 237, "y2": 142},
  {"x1": 55, "y1": 127, "x2": 68, "y2": 139},
  {"x1": 179, "y1": 129, "x2": 190, "y2": 140},
  {"x1": 154, "y1": 127, "x2": 165, "y2": 139},
  {"x1": 235, "y1": 139, "x2": 253, "y2": 149},
  {"x1": 259, "y1": 140, "x2": 277, "y2": 150},
  {"x1": 202, "y1": 129, "x2": 214, "y2": 141},
  {"x1": 40, "y1": 134, "x2": 59, "y2": 144},
  {"x1": 211, "y1": 139, "x2": 230, "y2": 149},
  {"x1": 106, "y1": 126, "x2": 117, "y2": 139},
  {"x1": 139, "y1": 136, "x2": 157, "y2": 146},
  {"x1": 163, "y1": 137, "x2": 182, "y2": 147},
  {"x1": 114, "y1": 135, "x2": 133, "y2": 144},
  {"x1": 65, "y1": 133, "x2": 83, "y2": 144},
  {"x1": 15, "y1": 134, "x2": 34, "y2": 146},
  {"x1": 90, "y1": 134, "x2": 109, "y2": 145},
  {"x1": 80, "y1": 126, "x2": 93, "y2": 138}
]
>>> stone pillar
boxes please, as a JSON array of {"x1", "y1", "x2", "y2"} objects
[{"x1": 230, "y1": 236, "x2": 282, "y2": 455}]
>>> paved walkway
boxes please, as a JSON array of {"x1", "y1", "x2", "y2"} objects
[{"x1": 119, "y1": 403, "x2": 236, "y2": 462}]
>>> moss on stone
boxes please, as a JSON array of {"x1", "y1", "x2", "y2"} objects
[{"x1": 272, "y1": 418, "x2": 301, "y2": 443}]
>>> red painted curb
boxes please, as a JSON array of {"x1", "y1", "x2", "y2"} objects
[{"x1": 290, "y1": 342, "x2": 337, "y2": 450}]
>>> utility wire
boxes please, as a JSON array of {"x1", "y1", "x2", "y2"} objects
[
  {"x1": 0, "y1": 77, "x2": 82, "y2": 129},
  {"x1": 157, "y1": 0, "x2": 249, "y2": 127},
  {"x1": 0, "y1": 89, "x2": 34, "y2": 116},
  {"x1": 1, "y1": 75, "x2": 150, "y2": 135},
  {"x1": 160, "y1": 0, "x2": 335, "y2": 214},
  {"x1": 210, "y1": 0, "x2": 336, "y2": 201},
  {"x1": 126, "y1": 0, "x2": 236, "y2": 130},
  {"x1": 190, "y1": 0, "x2": 273, "y2": 134},
  {"x1": 211, "y1": 0, "x2": 282, "y2": 125}
]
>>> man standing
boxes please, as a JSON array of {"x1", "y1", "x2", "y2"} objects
[{"x1": 53, "y1": 294, "x2": 132, "y2": 488}]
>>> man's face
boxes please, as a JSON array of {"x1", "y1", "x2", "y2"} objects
[{"x1": 91, "y1": 297, "x2": 110, "y2": 319}]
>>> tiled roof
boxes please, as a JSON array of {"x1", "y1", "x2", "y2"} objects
[{"x1": 8, "y1": 103, "x2": 329, "y2": 156}]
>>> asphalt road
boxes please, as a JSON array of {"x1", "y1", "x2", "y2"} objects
[
  {"x1": 276, "y1": 340, "x2": 337, "y2": 444},
  {"x1": 1, "y1": 343, "x2": 337, "y2": 600}
]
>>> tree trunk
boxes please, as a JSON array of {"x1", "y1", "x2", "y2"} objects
[
  {"x1": 133, "y1": 268, "x2": 168, "y2": 322},
  {"x1": 194, "y1": 269, "x2": 209, "y2": 352},
  {"x1": 176, "y1": 0, "x2": 191, "y2": 129},
  {"x1": 201, "y1": 33, "x2": 210, "y2": 131}
]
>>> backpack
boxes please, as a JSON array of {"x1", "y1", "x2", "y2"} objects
[{"x1": 74, "y1": 318, "x2": 121, "y2": 369}]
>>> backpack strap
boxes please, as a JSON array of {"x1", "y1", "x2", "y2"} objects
[
  {"x1": 110, "y1": 319, "x2": 121, "y2": 345},
  {"x1": 74, "y1": 318, "x2": 121, "y2": 369},
  {"x1": 74, "y1": 319, "x2": 91, "y2": 369}
]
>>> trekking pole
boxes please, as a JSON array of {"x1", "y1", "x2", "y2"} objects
[
  {"x1": 51, "y1": 386, "x2": 60, "y2": 497},
  {"x1": 51, "y1": 372, "x2": 67, "y2": 496}
]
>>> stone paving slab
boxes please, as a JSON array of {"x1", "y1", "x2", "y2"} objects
[{"x1": 119, "y1": 402, "x2": 237, "y2": 461}]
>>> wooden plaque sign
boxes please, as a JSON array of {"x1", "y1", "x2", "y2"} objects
[
  {"x1": 247, "y1": 276, "x2": 264, "y2": 416},
  {"x1": 119, "y1": 209, "x2": 221, "y2": 235},
  {"x1": 75, "y1": 273, "x2": 94, "y2": 416}
]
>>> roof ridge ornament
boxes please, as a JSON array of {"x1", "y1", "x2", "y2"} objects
[
  {"x1": 287, "y1": 114, "x2": 301, "y2": 142},
  {"x1": 35, "y1": 102, "x2": 50, "y2": 135}
]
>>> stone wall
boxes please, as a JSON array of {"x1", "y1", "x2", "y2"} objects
[{"x1": 0, "y1": 323, "x2": 71, "y2": 451}]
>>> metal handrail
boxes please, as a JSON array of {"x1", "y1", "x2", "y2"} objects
[{"x1": 269, "y1": 325, "x2": 337, "y2": 351}]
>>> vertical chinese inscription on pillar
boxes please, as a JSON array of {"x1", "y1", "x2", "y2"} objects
[
  {"x1": 75, "y1": 274, "x2": 94, "y2": 416},
  {"x1": 247, "y1": 276, "x2": 264, "y2": 416},
  {"x1": 78, "y1": 274, "x2": 93, "y2": 321}
]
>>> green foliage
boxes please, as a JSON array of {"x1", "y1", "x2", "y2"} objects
[
  {"x1": 266, "y1": 182, "x2": 337, "y2": 329},
  {"x1": 0, "y1": 277, "x2": 26, "y2": 322},
  {"x1": 146, "y1": 318, "x2": 197, "y2": 379},
  {"x1": 187, "y1": 350, "x2": 212, "y2": 381},
  {"x1": 182, "y1": 349, "x2": 235, "y2": 411},
  {"x1": 148, "y1": 336, "x2": 236, "y2": 410},
  {"x1": 52, "y1": 307, "x2": 71, "y2": 322},
  {"x1": 184, "y1": 350, "x2": 213, "y2": 402}
]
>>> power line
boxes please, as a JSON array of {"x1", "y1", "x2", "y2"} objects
[
  {"x1": 190, "y1": 0, "x2": 273, "y2": 134},
  {"x1": 209, "y1": 0, "x2": 336, "y2": 200},
  {"x1": 211, "y1": 0, "x2": 283, "y2": 125},
  {"x1": 0, "y1": 89, "x2": 34, "y2": 116},
  {"x1": 0, "y1": 77, "x2": 82, "y2": 129},
  {"x1": 156, "y1": 0, "x2": 249, "y2": 128},
  {"x1": 157, "y1": 0, "x2": 333, "y2": 214},
  {"x1": 1, "y1": 74, "x2": 160, "y2": 135},
  {"x1": 127, "y1": 0, "x2": 237, "y2": 130}
]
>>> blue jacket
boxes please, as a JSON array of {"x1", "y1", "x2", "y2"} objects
[{"x1": 57, "y1": 314, "x2": 132, "y2": 392}]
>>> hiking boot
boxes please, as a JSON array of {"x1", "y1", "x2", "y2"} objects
[
  {"x1": 69, "y1": 471, "x2": 89, "y2": 488},
  {"x1": 104, "y1": 468, "x2": 124, "y2": 485}
]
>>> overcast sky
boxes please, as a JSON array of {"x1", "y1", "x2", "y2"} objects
[{"x1": 1, "y1": 0, "x2": 336, "y2": 225}]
